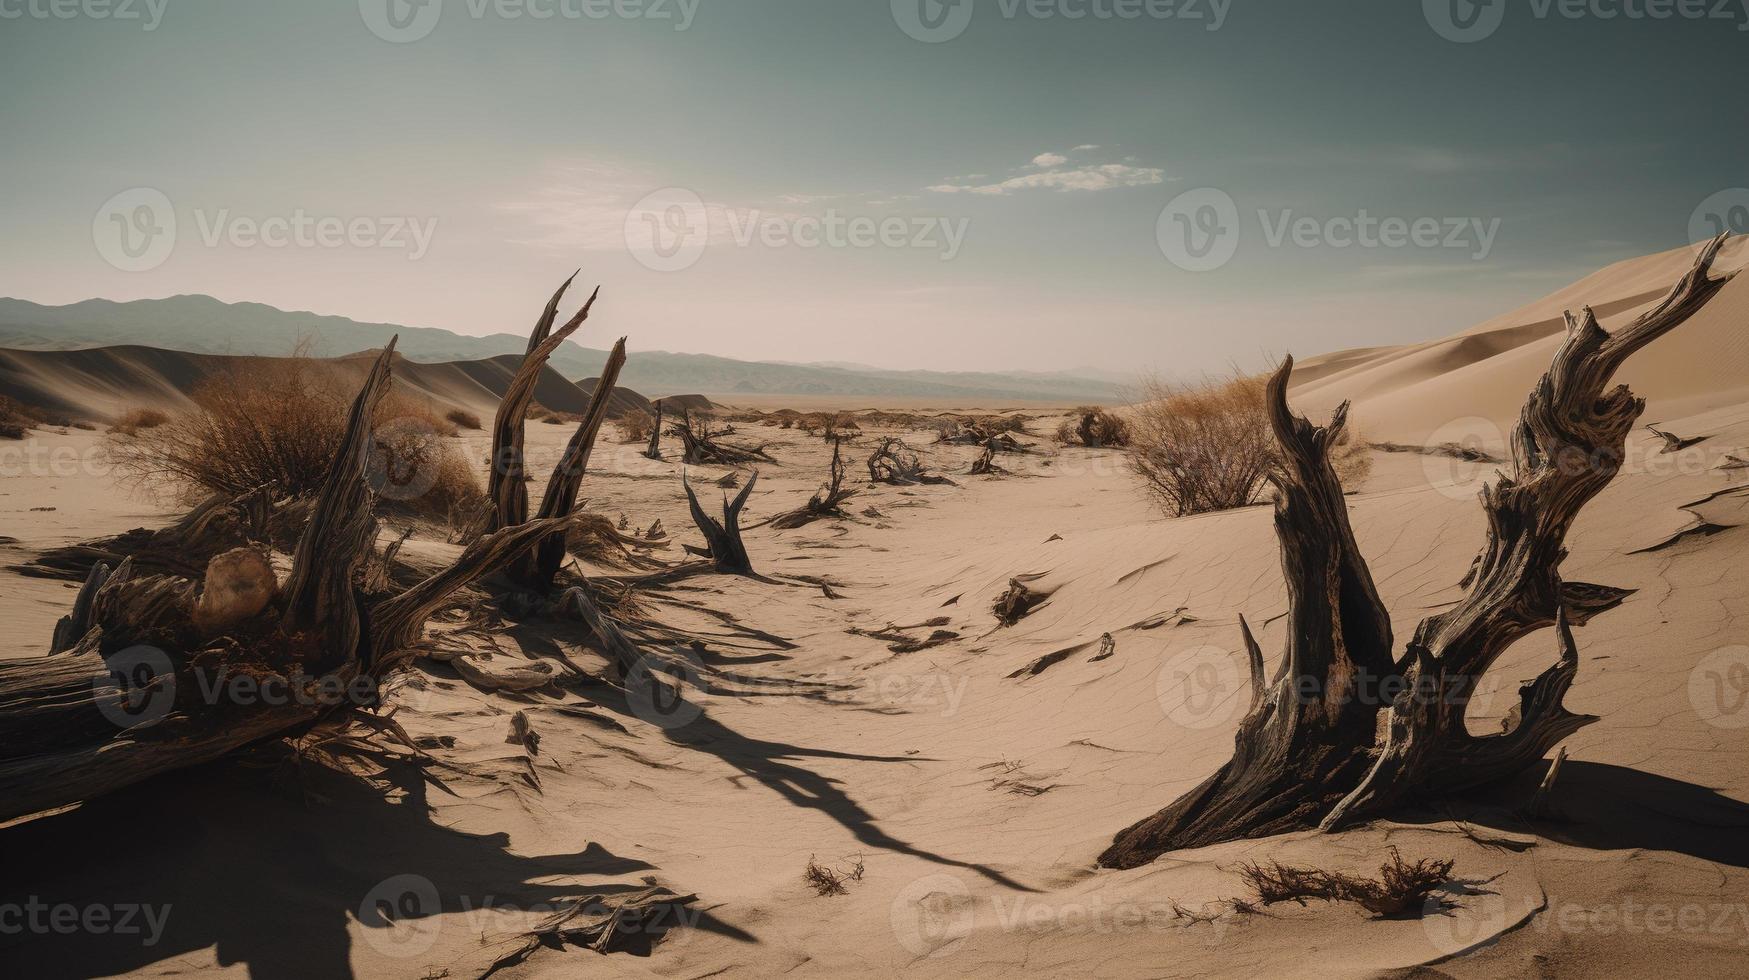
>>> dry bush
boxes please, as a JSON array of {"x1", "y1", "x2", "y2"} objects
[
  {"x1": 803, "y1": 855, "x2": 866, "y2": 897},
  {"x1": 1127, "y1": 371, "x2": 1370, "y2": 517},
  {"x1": 0, "y1": 394, "x2": 42, "y2": 439},
  {"x1": 1056, "y1": 406, "x2": 1130, "y2": 448},
  {"x1": 109, "y1": 407, "x2": 171, "y2": 437},
  {"x1": 615, "y1": 409, "x2": 655, "y2": 444},
  {"x1": 1237, "y1": 848, "x2": 1455, "y2": 917},
  {"x1": 109, "y1": 356, "x2": 481, "y2": 524},
  {"x1": 445, "y1": 407, "x2": 483, "y2": 431}
]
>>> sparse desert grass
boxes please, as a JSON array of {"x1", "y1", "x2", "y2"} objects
[
  {"x1": 803, "y1": 855, "x2": 865, "y2": 897},
  {"x1": 445, "y1": 407, "x2": 483, "y2": 430},
  {"x1": 109, "y1": 407, "x2": 171, "y2": 437},
  {"x1": 0, "y1": 394, "x2": 43, "y2": 438},
  {"x1": 1127, "y1": 372, "x2": 1371, "y2": 517},
  {"x1": 1237, "y1": 848, "x2": 1455, "y2": 917},
  {"x1": 108, "y1": 356, "x2": 482, "y2": 524},
  {"x1": 615, "y1": 409, "x2": 655, "y2": 444},
  {"x1": 1055, "y1": 406, "x2": 1130, "y2": 448}
]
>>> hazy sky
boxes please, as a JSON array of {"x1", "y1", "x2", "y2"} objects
[{"x1": 2, "y1": 0, "x2": 1745, "y2": 375}]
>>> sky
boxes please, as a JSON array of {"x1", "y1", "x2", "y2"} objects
[{"x1": 1, "y1": 0, "x2": 1745, "y2": 377}]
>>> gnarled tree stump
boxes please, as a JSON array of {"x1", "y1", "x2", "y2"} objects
[{"x1": 1099, "y1": 234, "x2": 1738, "y2": 868}]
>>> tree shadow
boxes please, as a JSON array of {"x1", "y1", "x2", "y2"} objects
[
  {"x1": 0, "y1": 749, "x2": 750, "y2": 979},
  {"x1": 1413, "y1": 760, "x2": 1749, "y2": 870}
]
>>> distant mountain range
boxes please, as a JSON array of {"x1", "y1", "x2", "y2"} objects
[{"x1": 0, "y1": 295, "x2": 1123, "y2": 404}]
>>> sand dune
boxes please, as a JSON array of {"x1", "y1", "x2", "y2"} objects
[
  {"x1": 0, "y1": 345, "x2": 706, "y2": 425},
  {"x1": 1293, "y1": 237, "x2": 1749, "y2": 444}
]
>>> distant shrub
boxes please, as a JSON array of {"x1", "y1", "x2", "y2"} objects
[
  {"x1": 109, "y1": 407, "x2": 171, "y2": 437},
  {"x1": 109, "y1": 356, "x2": 481, "y2": 524},
  {"x1": 0, "y1": 395, "x2": 42, "y2": 438},
  {"x1": 445, "y1": 408, "x2": 482, "y2": 431},
  {"x1": 1055, "y1": 406, "x2": 1130, "y2": 448},
  {"x1": 1128, "y1": 372, "x2": 1371, "y2": 517},
  {"x1": 615, "y1": 410, "x2": 655, "y2": 444}
]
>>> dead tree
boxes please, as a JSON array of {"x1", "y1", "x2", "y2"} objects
[
  {"x1": 0, "y1": 343, "x2": 574, "y2": 824},
  {"x1": 670, "y1": 409, "x2": 775, "y2": 466},
  {"x1": 969, "y1": 441, "x2": 1004, "y2": 476},
  {"x1": 486, "y1": 274, "x2": 600, "y2": 536},
  {"x1": 683, "y1": 470, "x2": 757, "y2": 575},
  {"x1": 1098, "y1": 235, "x2": 1738, "y2": 869},
  {"x1": 867, "y1": 437, "x2": 956, "y2": 486},
  {"x1": 771, "y1": 438, "x2": 858, "y2": 528},
  {"x1": 524, "y1": 338, "x2": 629, "y2": 590},
  {"x1": 644, "y1": 400, "x2": 665, "y2": 460}
]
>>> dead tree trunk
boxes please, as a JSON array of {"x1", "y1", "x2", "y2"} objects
[
  {"x1": 771, "y1": 438, "x2": 857, "y2": 528},
  {"x1": 486, "y1": 276, "x2": 600, "y2": 535},
  {"x1": 0, "y1": 343, "x2": 574, "y2": 824},
  {"x1": 644, "y1": 400, "x2": 665, "y2": 460},
  {"x1": 521, "y1": 338, "x2": 629, "y2": 590},
  {"x1": 1099, "y1": 235, "x2": 1738, "y2": 868},
  {"x1": 683, "y1": 470, "x2": 758, "y2": 575}
]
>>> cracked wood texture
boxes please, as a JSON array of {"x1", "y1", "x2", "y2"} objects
[{"x1": 1099, "y1": 234, "x2": 1738, "y2": 868}]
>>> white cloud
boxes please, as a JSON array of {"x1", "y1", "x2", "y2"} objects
[
  {"x1": 1031, "y1": 152, "x2": 1068, "y2": 168},
  {"x1": 1071, "y1": 143, "x2": 1100, "y2": 152},
  {"x1": 930, "y1": 162, "x2": 1165, "y2": 196}
]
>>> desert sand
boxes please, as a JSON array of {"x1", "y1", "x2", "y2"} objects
[{"x1": 3, "y1": 241, "x2": 1748, "y2": 980}]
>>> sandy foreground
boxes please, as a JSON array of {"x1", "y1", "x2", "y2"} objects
[{"x1": 3, "y1": 248, "x2": 1749, "y2": 978}]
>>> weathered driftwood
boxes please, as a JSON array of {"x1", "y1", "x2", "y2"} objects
[
  {"x1": 771, "y1": 438, "x2": 858, "y2": 529},
  {"x1": 670, "y1": 408, "x2": 775, "y2": 466},
  {"x1": 867, "y1": 437, "x2": 955, "y2": 486},
  {"x1": 486, "y1": 275, "x2": 600, "y2": 536},
  {"x1": 1644, "y1": 423, "x2": 1705, "y2": 453},
  {"x1": 0, "y1": 343, "x2": 574, "y2": 824},
  {"x1": 683, "y1": 470, "x2": 758, "y2": 575},
  {"x1": 644, "y1": 400, "x2": 665, "y2": 460},
  {"x1": 1099, "y1": 235, "x2": 1738, "y2": 868},
  {"x1": 523, "y1": 338, "x2": 629, "y2": 589}
]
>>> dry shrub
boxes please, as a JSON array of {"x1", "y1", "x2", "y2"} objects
[
  {"x1": 616, "y1": 409, "x2": 655, "y2": 444},
  {"x1": 445, "y1": 408, "x2": 483, "y2": 431},
  {"x1": 109, "y1": 355, "x2": 481, "y2": 524},
  {"x1": 0, "y1": 394, "x2": 42, "y2": 439},
  {"x1": 1237, "y1": 848, "x2": 1455, "y2": 917},
  {"x1": 109, "y1": 407, "x2": 171, "y2": 437},
  {"x1": 803, "y1": 855, "x2": 866, "y2": 897},
  {"x1": 1055, "y1": 406, "x2": 1130, "y2": 448},
  {"x1": 1127, "y1": 372, "x2": 1371, "y2": 517}
]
